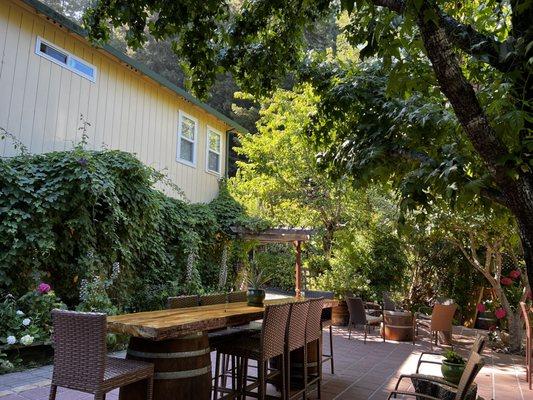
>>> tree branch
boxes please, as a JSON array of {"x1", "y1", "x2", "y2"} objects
[
  {"x1": 436, "y1": 9, "x2": 518, "y2": 73},
  {"x1": 369, "y1": 0, "x2": 518, "y2": 72}
]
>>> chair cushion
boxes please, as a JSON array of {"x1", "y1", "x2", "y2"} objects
[{"x1": 102, "y1": 357, "x2": 153, "y2": 390}]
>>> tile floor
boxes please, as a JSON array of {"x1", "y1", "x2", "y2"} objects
[{"x1": 0, "y1": 326, "x2": 528, "y2": 399}]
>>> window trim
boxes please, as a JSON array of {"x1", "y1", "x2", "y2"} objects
[
  {"x1": 205, "y1": 126, "x2": 222, "y2": 176},
  {"x1": 35, "y1": 36, "x2": 97, "y2": 83},
  {"x1": 176, "y1": 110, "x2": 198, "y2": 167}
]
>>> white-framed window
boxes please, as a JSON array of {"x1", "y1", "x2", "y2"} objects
[
  {"x1": 35, "y1": 37, "x2": 97, "y2": 82},
  {"x1": 206, "y1": 126, "x2": 222, "y2": 175},
  {"x1": 177, "y1": 111, "x2": 198, "y2": 167}
]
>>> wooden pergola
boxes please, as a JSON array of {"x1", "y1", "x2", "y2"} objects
[{"x1": 230, "y1": 227, "x2": 314, "y2": 297}]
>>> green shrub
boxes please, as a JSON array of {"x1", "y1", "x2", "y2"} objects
[{"x1": 0, "y1": 147, "x2": 256, "y2": 311}]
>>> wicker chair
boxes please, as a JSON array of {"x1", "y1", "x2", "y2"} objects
[
  {"x1": 416, "y1": 334, "x2": 485, "y2": 373},
  {"x1": 284, "y1": 300, "x2": 311, "y2": 399},
  {"x1": 346, "y1": 297, "x2": 382, "y2": 343},
  {"x1": 520, "y1": 301, "x2": 532, "y2": 389},
  {"x1": 200, "y1": 293, "x2": 228, "y2": 306},
  {"x1": 227, "y1": 291, "x2": 247, "y2": 303},
  {"x1": 167, "y1": 295, "x2": 199, "y2": 309},
  {"x1": 213, "y1": 303, "x2": 291, "y2": 400},
  {"x1": 303, "y1": 298, "x2": 325, "y2": 399},
  {"x1": 389, "y1": 352, "x2": 484, "y2": 399},
  {"x1": 305, "y1": 290, "x2": 335, "y2": 373},
  {"x1": 417, "y1": 303, "x2": 458, "y2": 348},
  {"x1": 49, "y1": 309, "x2": 154, "y2": 400},
  {"x1": 383, "y1": 291, "x2": 398, "y2": 311}
]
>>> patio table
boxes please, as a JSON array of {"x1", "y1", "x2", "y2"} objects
[{"x1": 107, "y1": 297, "x2": 338, "y2": 400}]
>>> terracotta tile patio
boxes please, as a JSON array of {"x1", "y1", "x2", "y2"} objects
[{"x1": 0, "y1": 325, "x2": 527, "y2": 399}]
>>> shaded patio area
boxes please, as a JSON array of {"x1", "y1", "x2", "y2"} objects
[{"x1": 0, "y1": 324, "x2": 526, "y2": 400}]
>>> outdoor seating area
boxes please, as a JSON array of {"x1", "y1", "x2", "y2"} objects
[
  {"x1": 1, "y1": 1, "x2": 532, "y2": 400},
  {"x1": 0, "y1": 322, "x2": 529, "y2": 400}
]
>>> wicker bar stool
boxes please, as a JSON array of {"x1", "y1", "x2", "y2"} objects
[
  {"x1": 167, "y1": 294, "x2": 199, "y2": 308},
  {"x1": 213, "y1": 303, "x2": 291, "y2": 400},
  {"x1": 228, "y1": 290, "x2": 247, "y2": 303},
  {"x1": 49, "y1": 309, "x2": 154, "y2": 400},
  {"x1": 304, "y1": 298, "x2": 325, "y2": 399},
  {"x1": 305, "y1": 290, "x2": 335, "y2": 374},
  {"x1": 200, "y1": 293, "x2": 228, "y2": 306},
  {"x1": 285, "y1": 300, "x2": 311, "y2": 399}
]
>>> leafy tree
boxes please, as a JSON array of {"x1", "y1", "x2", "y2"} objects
[
  {"x1": 229, "y1": 85, "x2": 356, "y2": 256},
  {"x1": 83, "y1": 0, "x2": 533, "y2": 285}
]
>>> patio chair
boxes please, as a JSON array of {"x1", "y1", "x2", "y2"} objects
[
  {"x1": 167, "y1": 294, "x2": 199, "y2": 308},
  {"x1": 520, "y1": 302, "x2": 532, "y2": 389},
  {"x1": 388, "y1": 352, "x2": 484, "y2": 400},
  {"x1": 304, "y1": 298, "x2": 325, "y2": 399},
  {"x1": 383, "y1": 291, "x2": 398, "y2": 311},
  {"x1": 227, "y1": 290, "x2": 247, "y2": 303},
  {"x1": 346, "y1": 297, "x2": 382, "y2": 343},
  {"x1": 284, "y1": 300, "x2": 310, "y2": 399},
  {"x1": 417, "y1": 303, "x2": 457, "y2": 348},
  {"x1": 416, "y1": 334, "x2": 485, "y2": 373},
  {"x1": 49, "y1": 309, "x2": 154, "y2": 400},
  {"x1": 305, "y1": 289, "x2": 335, "y2": 373},
  {"x1": 199, "y1": 292, "x2": 227, "y2": 306},
  {"x1": 213, "y1": 303, "x2": 291, "y2": 400}
]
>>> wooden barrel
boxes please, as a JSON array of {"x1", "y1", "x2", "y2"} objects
[
  {"x1": 382, "y1": 311, "x2": 414, "y2": 342},
  {"x1": 120, "y1": 332, "x2": 212, "y2": 400},
  {"x1": 332, "y1": 301, "x2": 349, "y2": 326}
]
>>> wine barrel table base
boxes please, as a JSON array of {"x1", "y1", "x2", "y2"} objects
[
  {"x1": 332, "y1": 301, "x2": 349, "y2": 326},
  {"x1": 119, "y1": 333, "x2": 212, "y2": 400},
  {"x1": 382, "y1": 311, "x2": 414, "y2": 342}
]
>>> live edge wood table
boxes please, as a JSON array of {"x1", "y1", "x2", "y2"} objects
[{"x1": 107, "y1": 298, "x2": 338, "y2": 400}]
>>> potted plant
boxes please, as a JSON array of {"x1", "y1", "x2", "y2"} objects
[
  {"x1": 441, "y1": 349, "x2": 466, "y2": 384},
  {"x1": 245, "y1": 260, "x2": 270, "y2": 307}
]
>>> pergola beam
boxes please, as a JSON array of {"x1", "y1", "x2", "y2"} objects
[{"x1": 230, "y1": 226, "x2": 313, "y2": 297}]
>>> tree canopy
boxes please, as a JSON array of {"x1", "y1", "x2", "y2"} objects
[{"x1": 83, "y1": 0, "x2": 533, "y2": 284}]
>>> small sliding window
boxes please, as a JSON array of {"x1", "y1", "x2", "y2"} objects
[{"x1": 35, "y1": 37, "x2": 97, "y2": 82}]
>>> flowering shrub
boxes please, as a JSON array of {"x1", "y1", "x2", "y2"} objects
[
  {"x1": 508, "y1": 270, "x2": 521, "y2": 279},
  {"x1": 500, "y1": 277, "x2": 513, "y2": 286},
  {"x1": 0, "y1": 284, "x2": 66, "y2": 349},
  {"x1": 495, "y1": 308, "x2": 507, "y2": 319}
]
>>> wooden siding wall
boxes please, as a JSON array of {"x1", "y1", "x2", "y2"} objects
[{"x1": 0, "y1": 0, "x2": 227, "y2": 203}]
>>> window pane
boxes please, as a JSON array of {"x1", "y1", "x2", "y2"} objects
[
  {"x1": 40, "y1": 42, "x2": 67, "y2": 64},
  {"x1": 208, "y1": 151, "x2": 220, "y2": 172},
  {"x1": 180, "y1": 139, "x2": 194, "y2": 162},
  {"x1": 69, "y1": 58, "x2": 95, "y2": 78},
  {"x1": 208, "y1": 131, "x2": 221, "y2": 152},
  {"x1": 181, "y1": 116, "x2": 196, "y2": 140}
]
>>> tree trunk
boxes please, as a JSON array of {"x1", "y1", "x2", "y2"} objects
[
  {"x1": 415, "y1": 4, "x2": 533, "y2": 288},
  {"x1": 506, "y1": 310, "x2": 523, "y2": 354}
]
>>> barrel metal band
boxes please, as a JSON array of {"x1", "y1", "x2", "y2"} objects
[
  {"x1": 127, "y1": 348, "x2": 210, "y2": 359},
  {"x1": 154, "y1": 366, "x2": 211, "y2": 380},
  {"x1": 385, "y1": 325, "x2": 413, "y2": 329}
]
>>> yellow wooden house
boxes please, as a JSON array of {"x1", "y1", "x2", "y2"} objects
[{"x1": 0, "y1": 0, "x2": 248, "y2": 203}]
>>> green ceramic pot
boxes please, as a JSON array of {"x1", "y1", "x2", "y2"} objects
[
  {"x1": 247, "y1": 288, "x2": 265, "y2": 307},
  {"x1": 441, "y1": 360, "x2": 465, "y2": 384}
]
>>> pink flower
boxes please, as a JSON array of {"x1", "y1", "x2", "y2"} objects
[
  {"x1": 500, "y1": 277, "x2": 513, "y2": 286},
  {"x1": 509, "y1": 269, "x2": 521, "y2": 279},
  {"x1": 495, "y1": 308, "x2": 507, "y2": 319},
  {"x1": 37, "y1": 282, "x2": 51, "y2": 294},
  {"x1": 527, "y1": 290, "x2": 532, "y2": 300},
  {"x1": 476, "y1": 303, "x2": 486, "y2": 313}
]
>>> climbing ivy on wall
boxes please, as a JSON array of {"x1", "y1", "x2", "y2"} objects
[{"x1": 0, "y1": 145, "x2": 260, "y2": 311}]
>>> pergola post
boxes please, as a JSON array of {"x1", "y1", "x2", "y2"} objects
[{"x1": 294, "y1": 240, "x2": 302, "y2": 298}]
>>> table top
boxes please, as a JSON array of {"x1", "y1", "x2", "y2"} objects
[{"x1": 107, "y1": 297, "x2": 338, "y2": 341}]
